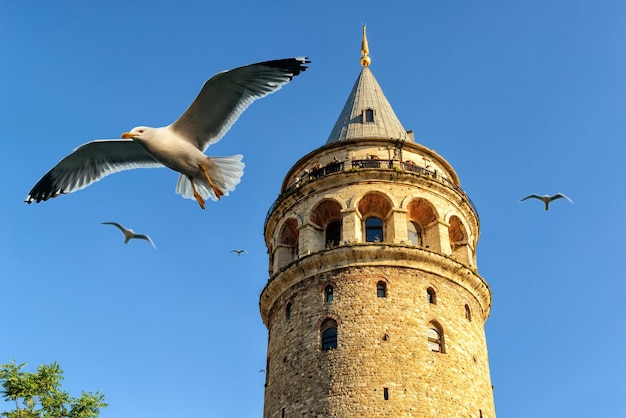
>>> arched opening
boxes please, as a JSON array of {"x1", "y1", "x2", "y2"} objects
[
  {"x1": 320, "y1": 318, "x2": 338, "y2": 351},
  {"x1": 310, "y1": 199, "x2": 342, "y2": 251},
  {"x1": 286, "y1": 302, "x2": 292, "y2": 320},
  {"x1": 276, "y1": 218, "x2": 299, "y2": 270},
  {"x1": 465, "y1": 304, "x2": 472, "y2": 321},
  {"x1": 427, "y1": 287, "x2": 437, "y2": 304},
  {"x1": 427, "y1": 322, "x2": 445, "y2": 353},
  {"x1": 357, "y1": 192, "x2": 392, "y2": 243},
  {"x1": 377, "y1": 281, "x2": 387, "y2": 298},
  {"x1": 407, "y1": 198, "x2": 439, "y2": 250},
  {"x1": 449, "y1": 215, "x2": 471, "y2": 265},
  {"x1": 324, "y1": 285, "x2": 334, "y2": 302}
]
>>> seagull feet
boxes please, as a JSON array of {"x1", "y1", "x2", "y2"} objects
[
  {"x1": 198, "y1": 163, "x2": 224, "y2": 200},
  {"x1": 188, "y1": 177, "x2": 206, "y2": 210}
]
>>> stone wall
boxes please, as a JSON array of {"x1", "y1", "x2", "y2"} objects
[{"x1": 263, "y1": 264, "x2": 496, "y2": 417}]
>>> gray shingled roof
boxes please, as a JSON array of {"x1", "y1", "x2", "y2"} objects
[{"x1": 326, "y1": 66, "x2": 409, "y2": 144}]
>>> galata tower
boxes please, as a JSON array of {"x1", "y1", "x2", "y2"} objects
[{"x1": 260, "y1": 27, "x2": 496, "y2": 417}]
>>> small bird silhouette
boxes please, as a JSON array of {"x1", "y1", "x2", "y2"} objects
[
  {"x1": 520, "y1": 193, "x2": 573, "y2": 211},
  {"x1": 231, "y1": 249, "x2": 247, "y2": 256},
  {"x1": 102, "y1": 222, "x2": 156, "y2": 248}
]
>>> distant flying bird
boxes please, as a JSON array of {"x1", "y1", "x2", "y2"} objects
[
  {"x1": 520, "y1": 193, "x2": 573, "y2": 211},
  {"x1": 101, "y1": 222, "x2": 156, "y2": 249},
  {"x1": 231, "y1": 249, "x2": 247, "y2": 256},
  {"x1": 25, "y1": 58, "x2": 310, "y2": 209}
]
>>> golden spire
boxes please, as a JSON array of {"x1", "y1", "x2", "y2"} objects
[{"x1": 360, "y1": 25, "x2": 371, "y2": 67}]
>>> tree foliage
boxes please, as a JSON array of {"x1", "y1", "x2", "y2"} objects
[{"x1": 0, "y1": 361, "x2": 107, "y2": 418}]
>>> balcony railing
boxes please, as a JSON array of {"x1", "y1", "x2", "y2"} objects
[{"x1": 265, "y1": 159, "x2": 478, "y2": 227}]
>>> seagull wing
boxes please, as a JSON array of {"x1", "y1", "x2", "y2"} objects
[
  {"x1": 553, "y1": 193, "x2": 573, "y2": 203},
  {"x1": 135, "y1": 234, "x2": 156, "y2": 249},
  {"x1": 520, "y1": 194, "x2": 543, "y2": 202},
  {"x1": 26, "y1": 140, "x2": 164, "y2": 203},
  {"x1": 171, "y1": 57, "x2": 310, "y2": 151},
  {"x1": 101, "y1": 222, "x2": 127, "y2": 233}
]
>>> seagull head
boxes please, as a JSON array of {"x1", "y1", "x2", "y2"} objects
[{"x1": 121, "y1": 126, "x2": 153, "y2": 141}]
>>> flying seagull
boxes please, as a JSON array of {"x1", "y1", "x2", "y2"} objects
[
  {"x1": 520, "y1": 193, "x2": 573, "y2": 211},
  {"x1": 101, "y1": 222, "x2": 156, "y2": 249},
  {"x1": 231, "y1": 249, "x2": 247, "y2": 256},
  {"x1": 25, "y1": 58, "x2": 310, "y2": 209}
]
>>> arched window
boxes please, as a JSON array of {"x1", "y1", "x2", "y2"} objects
[
  {"x1": 377, "y1": 281, "x2": 387, "y2": 298},
  {"x1": 427, "y1": 287, "x2": 436, "y2": 304},
  {"x1": 427, "y1": 325, "x2": 444, "y2": 353},
  {"x1": 325, "y1": 220, "x2": 341, "y2": 248},
  {"x1": 465, "y1": 304, "x2": 472, "y2": 321},
  {"x1": 286, "y1": 302, "x2": 292, "y2": 320},
  {"x1": 365, "y1": 217, "x2": 383, "y2": 242},
  {"x1": 321, "y1": 318, "x2": 338, "y2": 350},
  {"x1": 364, "y1": 108, "x2": 374, "y2": 123},
  {"x1": 407, "y1": 221, "x2": 423, "y2": 246},
  {"x1": 325, "y1": 285, "x2": 334, "y2": 302}
]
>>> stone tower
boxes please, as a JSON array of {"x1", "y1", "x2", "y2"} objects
[{"x1": 260, "y1": 27, "x2": 496, "y2": 417}]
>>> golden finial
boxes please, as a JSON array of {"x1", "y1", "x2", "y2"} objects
[{"x1": 360, "y1": 25, "x2": 371, "y2": 67}]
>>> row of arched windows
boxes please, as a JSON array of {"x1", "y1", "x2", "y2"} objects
[{"x1": 273, "y1": 194, "x2": 474, "y2": 274}]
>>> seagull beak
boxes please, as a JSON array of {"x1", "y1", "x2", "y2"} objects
[{"x1": 121, "y1": 132, "x2": 136, "y2": 139}]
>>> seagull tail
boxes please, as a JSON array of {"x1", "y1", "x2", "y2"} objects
[{"x1": 175, "y1": 155, "x2": 245, "y2": 202}]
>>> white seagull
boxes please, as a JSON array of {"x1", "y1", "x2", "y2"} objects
[
  {"x1": 520, "y1": 193, "x2": 573, "y2": 211},
  {"x1": 101, "y1": 222, "x2": 156, "y2": 249},
  {"x1": 25, "y1": 58, "x2": 310, "y2": 209}
]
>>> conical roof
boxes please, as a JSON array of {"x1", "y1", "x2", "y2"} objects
[{"x1": 325, "y1": 67, "x2": 409, "y2": 144}]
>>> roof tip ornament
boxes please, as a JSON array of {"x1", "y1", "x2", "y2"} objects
[{"x1": 360, "y1": 25, "x2": 371, "y2": 67}]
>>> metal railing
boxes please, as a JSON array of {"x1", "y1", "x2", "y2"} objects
[{"x1": 265, "y1": 159, "x2": 478, "y2": 227}]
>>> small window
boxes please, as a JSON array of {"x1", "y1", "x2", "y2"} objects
[
  {"x1": 365, "y1": 217, "x2": 383, "y2": 242},
  {"x1": 465, "y1": 304, "x2": 472, "y2": 321},
  {"x1": 383, "y1": 387, "x2": 389, "y2": 400},
  {"x1": 427, "y1": 326, "x2": 444, "y2": 353},
  {"x1": 286, "y1": 302, "x2": 292, "y2": 320},
  {"x1": 325, "y1": 285, "x2": 334, "y2": 302},
  {"x1": 325, "y1": 220, "x2": 341, "y2": 248},
  {"x1": 407, "y1": 221, "x2": 422, "y2": 246},
  {"x1": 321, "y1": 318, "x2": 338, "y2": 351},
  {"x1": 382, "y1": 334, "x2": 389, "y2": 341},
  {"x1": 377, "y1": 281, "x2": 387, "y2": 298},
  {"x1": 427, "y1": 287, "x2": 436, "y2": 304},
  {"x1": 364, "y1": 108, "x2": 374, "y2": 123}
]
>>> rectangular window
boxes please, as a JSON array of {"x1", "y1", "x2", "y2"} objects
[{"x1": 383, "y1": 387, "x2": 389, "y2": 400}]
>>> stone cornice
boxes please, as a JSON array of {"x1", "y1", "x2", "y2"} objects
[{"x1": 259, "y1": 244, "x2": 491, "y2": 325}]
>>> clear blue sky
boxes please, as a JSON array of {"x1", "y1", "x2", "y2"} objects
[{"x1": 2, "y1": 1, "x2": 626, "y2": 417}]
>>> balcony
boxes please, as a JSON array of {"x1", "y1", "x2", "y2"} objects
[{"x1": 265, "y1": 159, "x2": 478, "y2": 226}]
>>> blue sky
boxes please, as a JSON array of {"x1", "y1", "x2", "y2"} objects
[{"x1": 2, "y1": 1, "x2": 626, "y2": 417}]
